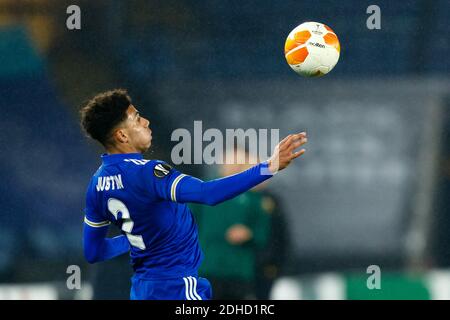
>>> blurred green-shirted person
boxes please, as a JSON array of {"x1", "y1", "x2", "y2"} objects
[{"x1": 190, "y1": 149, "x2": 272, "y2": 299}]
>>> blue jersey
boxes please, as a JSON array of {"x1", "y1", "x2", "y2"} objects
[{"x1": 84, "y1": 153, "x2": 203, "y2": 280}]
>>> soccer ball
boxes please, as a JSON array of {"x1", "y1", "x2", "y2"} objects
[{"x1": 284, "y1": 21, "x2": 340, "y2": 77}]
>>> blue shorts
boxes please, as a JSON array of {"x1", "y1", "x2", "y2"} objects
[{"x1": 130, "y1": 275, "x2": 212, "y2": 300}]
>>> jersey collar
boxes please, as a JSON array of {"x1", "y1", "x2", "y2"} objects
[{"x1": 101, "y1": 153, "x2": 143, "y2": 165}]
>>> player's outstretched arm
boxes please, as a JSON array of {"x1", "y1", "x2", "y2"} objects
[
  {"x1": 83, "y1": 223, "x2": 130, "y2": 264},
  {"x1": 175, "y1": 132, "x2": 307, "y2": 206}
]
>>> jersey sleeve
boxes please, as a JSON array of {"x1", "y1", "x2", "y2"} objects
[
  {"x1": 142, "y1": 160, "x2": 273, "y2": 206},
  {"x1": 142, "y1": 160, "x2": 188, "y2": 202},
  {"x1": 84, "y1": 180, "x2": 111, "y2": 228}
]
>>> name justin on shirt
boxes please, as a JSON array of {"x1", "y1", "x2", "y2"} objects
[{"x1": 96, "y1": 174, "x2": 124, "y2": 191}]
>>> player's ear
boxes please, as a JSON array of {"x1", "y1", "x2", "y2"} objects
[{"x1": 113, "y1": 128, "x2": 128, "y2": 144}]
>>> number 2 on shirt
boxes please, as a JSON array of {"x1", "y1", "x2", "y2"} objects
[{"x1": 107, "y1": 198, "x2": 146, "y2": 250}]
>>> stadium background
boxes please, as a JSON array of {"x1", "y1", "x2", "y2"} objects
[{"x1": 0, "y1": 0, "x2": 449, "y2": 299}]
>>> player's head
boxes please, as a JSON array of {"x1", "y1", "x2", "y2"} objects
[{"x1": 80, "y1": 89, "x2": 152, "y2": 153}]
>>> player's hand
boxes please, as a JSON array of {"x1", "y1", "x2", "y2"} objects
[
  {"x1": 267, "y1": 132, "x2": 307, "y2": 174},
  {"x1": 226, "y1": 224, "x2": 253, "y2": 245}
]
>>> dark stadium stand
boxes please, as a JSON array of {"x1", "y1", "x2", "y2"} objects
[
  {"x1": 0, "y1": 25, "x2": 97, "y2": 279},
  {"x1": 115, "y1": 0, "x2": 450, "y2": 80}
]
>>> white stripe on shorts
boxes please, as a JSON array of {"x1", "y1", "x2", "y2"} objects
[
  {"x1": 190, "y1": 276, "x2": 202, "y2": 300},
  {"x1": 187, "y1": 276, "x2": 197, "y2": 300},
  {"x1": 183, "y1": 277, "x2": 192, "y2": 300},
  {"x1": 183, "y1": 276, "x2": 202, "y2": 300}
]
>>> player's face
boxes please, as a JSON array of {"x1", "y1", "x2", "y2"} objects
[{"x1": 122, "y1": 105, "x2": 152, "y2": 153}]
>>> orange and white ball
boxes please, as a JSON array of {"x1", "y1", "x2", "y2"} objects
[{"x1": 284, "y1": 22, "x2": 340, "y2": 77}]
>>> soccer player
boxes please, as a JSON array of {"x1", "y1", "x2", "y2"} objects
[{"x1": 80, "y1": 89, "x2": 307, "y2": 300}]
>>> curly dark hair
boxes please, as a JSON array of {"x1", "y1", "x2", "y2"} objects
[{"x1": 80, "y1": 89, "x2": 132, "y2": 146}]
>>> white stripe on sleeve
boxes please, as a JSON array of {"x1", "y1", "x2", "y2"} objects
[
  {"x1": 170, "y1": 174, "x2": 187, "y2": 202},
  {"x1": 84, "y1": 216, "x2": 111, "y2": 228}
]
